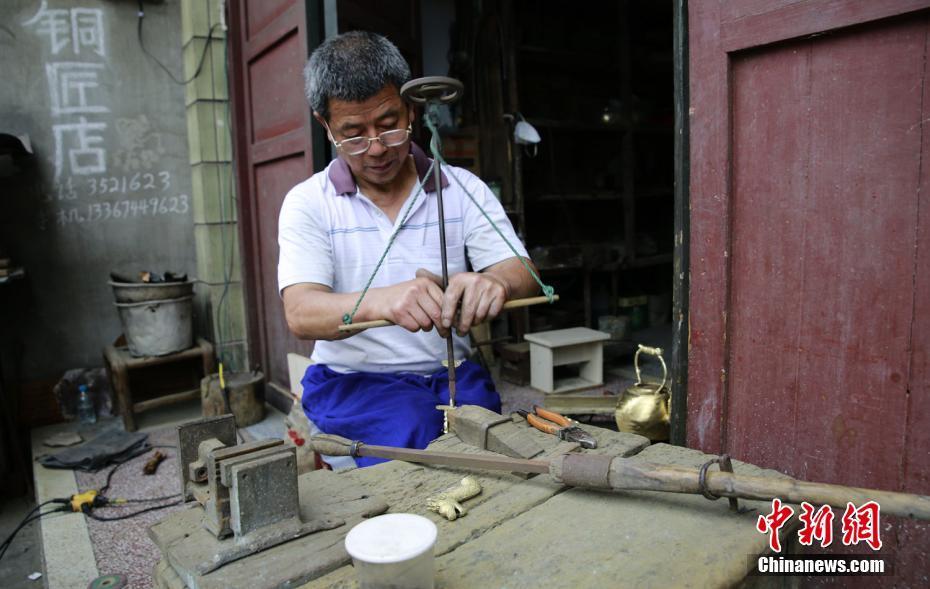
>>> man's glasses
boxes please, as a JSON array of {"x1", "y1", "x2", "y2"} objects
[{"x1": 324, "y1": 123, "x2": 412, "y2": 156}]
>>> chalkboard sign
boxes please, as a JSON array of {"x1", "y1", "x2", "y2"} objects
[{"x1": 0, "y1": 0, "x2": 197, "y2": 380}]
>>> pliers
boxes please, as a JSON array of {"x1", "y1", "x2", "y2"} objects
[{"x1": 516, "y1": 406, "x2": 598, "y2": 449}]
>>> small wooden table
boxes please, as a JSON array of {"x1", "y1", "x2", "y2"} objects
[
  {"x1": 524, "y1": 327, "x2": 611, "y2": 393},
  {"x1": 103, "y1": 337, "x2": 214, "y2": 431}
]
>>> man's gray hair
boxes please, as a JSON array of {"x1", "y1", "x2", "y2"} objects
[{"x1": 305, "y1": 31, "x2": 411, "y2": 120}]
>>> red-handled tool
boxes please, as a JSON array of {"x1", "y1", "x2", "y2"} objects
[{"x1": 516, "y1": 406, "x2": 598, "y2": 449}]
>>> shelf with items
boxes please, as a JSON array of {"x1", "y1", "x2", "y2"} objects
[
  {"x1": 499, "y1": 1, "x2": 673, "y2": 334},
  {"x1": 516, "y1": 45, "x2": 622, "y2": 71},
  {"x1": 521, "y1": 119, "x2": 672, "y2": 136},
  {"x1": 626, "y1": 253, "x2": 674, "y2": 269},
  {"x1": 633, "y1": 123, "x2": 674, "y2": 136},
  {"x1": 521, "y1": 241, "x2": 672, "y2": 331},
  {"x1": 535, "y1": 191, "x2": 623, "y2": 202},
  {"x1": 532, "y1": 187, "x2": 672, "y2": 203},
  {"x1": 527, "y1": 118, "x2": 630, "y2": 133},
  {"x1": 634, "y1": 185, "x2": 674, "y2": 199}
]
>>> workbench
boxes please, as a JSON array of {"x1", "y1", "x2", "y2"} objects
[{"x1": 152, "y1": 421, "x2": 792, "y2": 589}]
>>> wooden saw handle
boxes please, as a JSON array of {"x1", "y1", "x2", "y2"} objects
[{"x1": 337, "y1": 294, "x2": 559, "y2": 333}]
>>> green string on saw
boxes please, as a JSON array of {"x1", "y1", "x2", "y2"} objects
[
  {"x1": 342, "y1": 103, "x2": 555, "y2": 325},
  {"x1": 342, "y1": 159, "x2": 436, "y2": 325},
  {"x1": 421, "y1": 105, "x2": 555, "y2": 302}
]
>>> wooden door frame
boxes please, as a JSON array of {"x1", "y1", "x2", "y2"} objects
[
  {"x1": 686, "y1": 0, "x2": 930, "y2": 453},
  {"x1": 307, "y1": 0, "x2": 330, "y2": 174},
  {"x1": 227, "y1": 0, "x2": 261, "y2": 387},
  {"x1": 228, "y1": 0, "x2": 322, "y2": 412},
  {"x1": 670, "y1": 0, "x2": 689, "y2": 446}
]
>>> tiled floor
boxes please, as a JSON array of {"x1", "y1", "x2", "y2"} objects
[{"x1": 29, "y1": 401, "x2": 287, "y2": 589}]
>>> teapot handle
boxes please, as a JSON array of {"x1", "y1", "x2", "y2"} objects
[{"x1": 634, "y1": 344, "x2": 668, "y2": 391}]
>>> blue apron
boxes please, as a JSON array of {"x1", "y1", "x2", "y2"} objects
[{"x1": 301, "y1": 360, "x2": 501, "y2": 467}]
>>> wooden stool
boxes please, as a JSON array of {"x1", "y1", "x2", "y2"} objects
[
  {"x1": 497, "y1": 342, "x2": 531, "y2": 385},
  {"x1": 524, "y1": 327, "x2": 610, "y2": 393},
  {"x1": 104, "y1": 337, "x2": 215, "y2": 431}
]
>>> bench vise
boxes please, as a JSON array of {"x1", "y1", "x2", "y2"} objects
[
  {"x1": 155, "y1": 415, "x2": 383, "y2": 579},
  {"x1": 177, "y1": 415, "x2": 307, "y2": 541}
]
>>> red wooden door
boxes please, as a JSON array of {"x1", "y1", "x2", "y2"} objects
[
  {"x1": 689, "y1": 0, "x2": 930, "y2": 580},
  {"x1": 229, "y1": 0, "x2": 315, "y2": 396}
]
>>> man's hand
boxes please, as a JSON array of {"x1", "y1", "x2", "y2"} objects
[
  {"x1": 443, "y1": 272, "x2": 510, "y2": 335},
  {"x1": 282, "y1": 257, "x2": 537, "y2": 341},
  {"x1": 369, "y1": 274, "x2": 447, "y2": 335},
  {"x1": 425, "y1": 270, "x2": 510, "y2": 336}
]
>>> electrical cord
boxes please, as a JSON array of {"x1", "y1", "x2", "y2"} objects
[
  {"x1": 85, "y1": 446, "x2": 183, "y2": 519},
  {"x1": 116, "y1": 494, "x2": 181, "y2": 504},
  {"x1": 137, "y1": 0, "x2": 220, "y2": 85},
  {"x1": 0, "y1": 446, "x2": 184, "y2": 559},
  {"x1": 99, "y1": 445, "x2": 179, "y2": 500},
  {"x1": 0, "y1": 501, "x2": 70, "y2": 562},
  {"x1": 82, "y1": 499, "x2": 184, "y2": 522},
  {"x1": 1, "y1": 500, "x2": 61, "y2": 555}
]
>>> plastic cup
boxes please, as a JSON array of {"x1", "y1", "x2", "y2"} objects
[{"x1": 344, "y1": 513, "x2": 438, "y2": 589}]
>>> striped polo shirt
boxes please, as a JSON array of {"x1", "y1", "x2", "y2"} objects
[{"x1": 278, "y1": 142, "x2": 528, "y2": 375}]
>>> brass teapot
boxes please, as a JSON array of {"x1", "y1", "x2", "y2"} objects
[{"x1": 615, "y1": 344, "x2": 670, "y2": 441}]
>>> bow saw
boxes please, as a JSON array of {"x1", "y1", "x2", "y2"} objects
[{"x1": 337, "y1": 76, "x2": 558, "y2": 432}]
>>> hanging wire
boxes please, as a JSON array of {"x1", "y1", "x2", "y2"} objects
[
  {"x1": 137, "y1": 0, "x2": 220, "y2": 86},
  {"x1": 422, "y1": 105, "x2": 554, "y2": 302},
  {"x1": 342, "y1": 160, "x2": 436, "y2": 324},
  {"x1": 212, "y1": 6, "x2": 236, "y2": 369}
]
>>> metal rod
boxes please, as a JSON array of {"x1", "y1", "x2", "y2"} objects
[
  {"x1": 355, "y1": 442, "x2": 551, "y2": 474},
  {"x1": 310, "y1": 434, "x2": 551, "y2": 473},
  {"x1": 432, "y1": 122, "x2": 457, "y2": 433}
]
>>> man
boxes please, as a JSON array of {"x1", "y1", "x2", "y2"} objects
[{"x1": 278, "y1": 31, "x2": 539, "y2": 467}]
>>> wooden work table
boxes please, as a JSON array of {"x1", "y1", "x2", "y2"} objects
[{"x1": 154, "y1": 420, "x2": 792, "y2": 589}]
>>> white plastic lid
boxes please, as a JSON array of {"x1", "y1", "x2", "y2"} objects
[{"x1": 344, "y1": 514, "x2": 438, "y2": 564}]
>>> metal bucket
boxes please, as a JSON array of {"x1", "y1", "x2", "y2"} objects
[
  {"x1": 109, "y1": 280, "x2": 194, "y2": 303},
  {"x1": 114, "y1": 295, "x2": 194, "y2": 356}
]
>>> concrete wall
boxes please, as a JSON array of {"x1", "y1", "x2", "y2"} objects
[
  {"x1": 181, "y1": 0, "x2": 249, "y2": 371},
  {"x1": 0, "y1": 0, "x2": 196, "y2": 383}
]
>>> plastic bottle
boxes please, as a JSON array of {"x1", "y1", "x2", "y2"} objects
[{"x1": 77, "y1": 384, "x2": 97, "y2": 425}]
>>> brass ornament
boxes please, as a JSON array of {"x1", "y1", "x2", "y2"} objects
[
  {"x1": 615, "y1": 345, "x2": 671, "y2": 441},
  {"x1": 426, "y1": 476, "x2": 482, "y2": 521}
]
